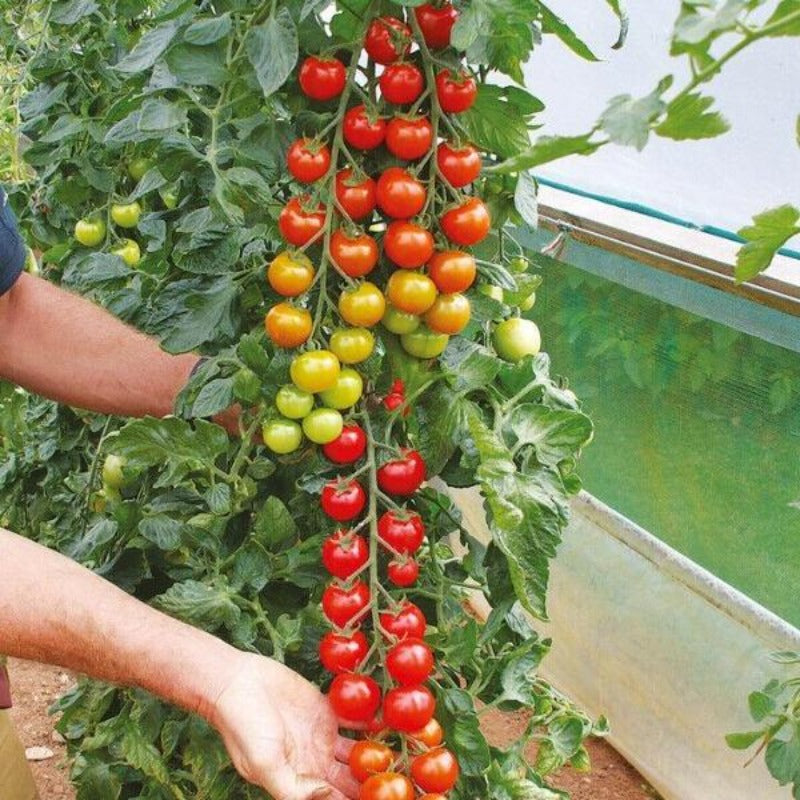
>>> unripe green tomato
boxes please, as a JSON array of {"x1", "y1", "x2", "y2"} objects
[
  {"x1": 275, "y1": 385, "x2": 314, "y2": 419},
  {"x1": 509, "y1": 256, "x2": 529, "y2": 273},
  {"x1": 329, "y1": 328, "x2": 375, "y2": 364},
  {"x1": 102, "y1": 454, "x2": 127, "y2": 490},
  {"x1": 111, "y1": 201, "x2": 142, "y2": 229},
  {"x1": 74, "y1": 218, "x2": 106, "y2": 247},
  {"x1": 233, "y1": 368, "x2": 261, "y2": 404},
  {"x1": 24, "y1": 247, "x2": 40, "y2": 276},
  {"x1": 111, "y1": 238, "x2": 141, "y2": 266},
  {"x1": 128, "y1": 157, "x2": 152, "y2": 181},
  {"x1": 302, "y1": 408, "x2": 344, "y2": 444},
  {"x1": 401, "y1": 329, "x2": 450, "y2": 359},
  {"x1": 382, "y1": 305, "x2": 421, "y2": 335},
  {"x1": 319, "y1": 368, "x2": 364, "y2": 410},
  {"x1": 493, "y1": 318, "x2": 541, "y2": 362},
  {"x1": 262, "y1": 419, "x2": 303, "y2": 454},
  {"x1": 518, "y1": 291, "x2": 536, "y2": 312},
  {"x1": 478, "y1": 284, "x2": 503, "y2": 302}
]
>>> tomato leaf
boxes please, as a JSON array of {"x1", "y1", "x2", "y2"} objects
[
  {"x1": 655, "y1": 92, "x2": 730, "y2": 141},
  {"x1": 114, "y1": 18, "x2": 185, "y2": 74},
  {"x1": 245, "y1": 7, "x2": 298, "y2": 98},
  {"x1": 153, "y1": 579, "x2": 241, "y2": 630},
  {"x1": 735, "y1": 204, "x2": 800, "y2": 282}
]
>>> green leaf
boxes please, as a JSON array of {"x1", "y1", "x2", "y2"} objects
[
  {"x1": 726, "y1": 730, "x2": 765, "y2": 750},
  {"x1": 112, "y1": 417, "x2": 229, "y2": 487},
  {"x1": 766, "y1": 0, "x2": 800, "y2": 36},
  {"x1": 736, "y1": 205, "x2": 800, "y2": 282},
  {"x1": 439, "y1": 689, "x2": 492, "y2": 776},
  {"x1": 549, "y1": 715, "x2": 585, "y2": 758},
  {"x1": 489, "y1": 133, "x2": 601, "y2": 175},
  {"x1": 605, "y1": 0, "x2": 630, "y2": 48},
  {"x1": 139, "y1": 515, "x2": 184, "y2": 550},
  {"x1": 74, "y1": 761, "x2": 122, "y2": 800},
  {"x1": 656, "y1": 92, "x2": 730, "y2": 140},
  {"x1": 749, "y1": 688, "x2": 778, "y2": 722},
  {"x1": 120, "y1": 724, "x2": 171, "y2": 785},
  {"x1": 673, "y1": 0, "x2": 748, "y2": 45},
  {"x1": 253, "y1": 496, "x2": 297, "y2": 547},
  {"x1": 154, "y1": 579, "x2": 240, "y2": 629},
  {"x1": 460, "y1": 85, "x2": 540, "y2": 161},
  {"x1": 537, "y1": 3, "x2": 598, "y2": 61},
  {"x1": 441, "y1": 339, "x2": 502, "y2": 393},
  {"x1": 485, "y1": 762, "x2": 561, "y2": 799},
  {"x1": 51, "y1": 0, "x2": 98, "y2": 25},
  {"x1": 500, "y1": 639, "x2": 549, "y2": 704},
  {"x1": 766, "y1": 729, "x2": 800, "y2": 785},
  {"x1": 505, "y1": 404, "x2": 593, "y2": 467},
  {"x1": 416, "y1": 383, "x2": 465, "y2": 477},
  {"x1": 330, "y1": 0, "x2": 371, "y2": 40},
  {"x1": 514, "y1": 171, "x2": 539, "y2": 229},
  {"x1": 600, "y1": 78, "x2": 671, "y2": 150},
  {"x1": 138, "y1": 98, "x2": 188, "y2": 132},
  {"x1": 246, "y1": 7, "x2": 298, "y2": 98},
  {"x1": 191, "y1": 378, "x2": 234, "y2": 418},
  {"x1": 115, "y1": 18, "x2": 183, "y2": 74},
  {"x1": 184, "y1": 13, "x2": 231, "y2": 44}
]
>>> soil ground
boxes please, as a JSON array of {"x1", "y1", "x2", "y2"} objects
[{"x1": 7, "y1": 657, "x2": 658, "y2": 799}]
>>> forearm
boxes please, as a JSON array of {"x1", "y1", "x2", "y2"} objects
[
  {"x1": 0, "y1": 528, "x2": 236, "y2": 720},
  {"x1": 0, "y1": 274, "x2": 198, "y2": 417}
]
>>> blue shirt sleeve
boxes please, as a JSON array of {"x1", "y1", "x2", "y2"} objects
[{"x1": 0, "y1": 187, "x2": 26, "y2": 297}]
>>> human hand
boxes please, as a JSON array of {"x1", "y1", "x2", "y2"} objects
[{"x1": 208, "y1": 653, "x2": 359, "y2": 800}]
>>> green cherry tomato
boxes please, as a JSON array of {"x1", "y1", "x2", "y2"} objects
[
  {"x1": 302, "y1": 408, "x2": 344, "y2": 444},
  {"x1": 290, "y1": 350, "x2": 341, "y2": 394},
  {"x1": 111, "y1": 238, "x2": 141, "y2": 266},
  {"x1": 478, "y1": 284, "x2": 503, "y2": 302},
  {"x1": 128, "y1": 157, "x2": 152, "y2": 181},
  {"x1": 275, "y1": 385, "x2": 314, "y2": 419},
  {"x1": 74, "y1": 218, "x2": 106, "y2": 247},
  {"x1": 111, "y1": 201, "x2": 142, "y2": 229},
  {"x1": 262, "y1": 419, "x2": 304, "y2": 454},
  {"x1": 330, "y1": 328, "x2": 375, "y2": 364},
  {"x1": 518, "y1": 291, "x2": 537, "y2": 312},
  {"x1": 493, "y1": 318, "x2": 541, "y2": 362},
  {"x1": 401, "y1": 329, "x2": 450, "y2": 359},
  {"x1": 102, "y1": 454, "x2": 127, "y2": 490},
  {"x1": 382, "y1": 305, "x2": 421, "y2": 335},
  {"x1": 319, "y1": 368, "x2": 364, "y2": 410},
  {"x1": 509, "y1": 256, "x2": 529, "y2": 273}
]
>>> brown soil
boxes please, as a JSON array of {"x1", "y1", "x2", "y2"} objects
[{"x1": 7, "y1": 658, "x2": 657, "y2": 799}]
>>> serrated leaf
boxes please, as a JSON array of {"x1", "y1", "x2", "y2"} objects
[
  {"x1": 656, "y1": 92, "x2": 730, "y2": 140},
  {"x1": 154, "y1": 579, "x2": 240, "y2": 629},
  {"x1": 505, "y1": 404, "x2": 593, "y2": 467},
  {"x1": 439, "y1": 689, "x2": 492, "y2": 776},
  {"x1": 441, "y1": 339, "x2": 502, "y2": 393},
  {"x1": 184, "y1": 13, "x2": 231, "y2": 44},
  {"x1": 253, "y1": 496, "x2": 297, "y2": 547},
  {"x1": 674, "y1": 0, "x2": 748, "y2": 45},
  {"x1": 736, "y1": 205, "x2": 800, "y2": 282},
  {"x1": 191, "y1": 378, "x2": 234, "y2": 418},
  {"x1": 246, "y1": 8, "x2": 298, "y2": 98},
  {"x1": 115, "y1": 18, "x2": 183, "y2": 74},
  {"x1": 538, "y1": 3, "x2": 598, "y2": 61},
  {"x1": 600, "y1": 78, "x2": 671, "y2": 150},
  {"x1": 51, "y1": 0, "x2": 98, "y2": 25},
  {"x1": 139, "y1": 515, "x2": 184, "y2": 549},
  {"x1": 500, "y1": 639, "x2": 548, "y2": 704},
  {"x1": 490, "y1": 133, "x2": 601, "y2": 175}
]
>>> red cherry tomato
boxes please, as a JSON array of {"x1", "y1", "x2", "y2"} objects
[
  {"x1": 329, "y1": 672, "x2": 382, "y2": 722},
  {"x1": 415, "y1": 3, "x2": 458, "y2": 49},
  {"x1": 427, "y1": 250, "x2": 476, "y2": 293},
  {"x1": 383, "y1": 392, "x2": 411, "y2": 417},
  {"x1": 409, "y1": 718, "x2": 444, "y2": 749},
  {"x1": 330, "y1": 229, "x2": 379, "y2": 277},
  {"x1": 391, "y1": 379, "x2": 405, "y2": 394},
  {"x1": 299, "y1": 56, "x2": 347, "y2": 101},
  {"x1": 321, "y1": 479, "x2": 367, "y2": 521},
  {"x1": 378, "y1": 510, "x2": 424, "y2": 553},
  {"x1": 322, "y1": 581, "x2": 371, "y2": 628},
  {"x1": 386, "y1": 116, "x2": 433, "y2": 161},
  {"x1": 319, "y1": 631, "x2": 369, "y2": 674},
  {"x1": 279, "y1": 196, "x2": 326, "y2": 246},
  {"x1": 336, "y1": 168, "x2": 377, "y2": 221},
  {"x1": 437, "y1": 142, "x2": 481, "y2": 187},
  {"x1": 424, "y1": 292, "x2": 471, "y2": 335},
  {"x1": 386, "y1": 638, "x2": 434, "y2": 684},
  {"x1": 383, "y1": 685, "x2": 436, "y2": 732},
  {"x1": 435, "y1": 69, "x2": 477, "y2": 113},
  {"x1": 344, "y1": 105, "x2": 387, "y2": 151},
  {"x1": 411, "y1": 747, "x2": 460, "y2": 793},
  {"x1": 387, "y1": 559, "x2": 419, "y2": 587},
  {"x1": 323, "y1": 424, "x2": 367, "y2": 464},
  {"x1": 377, "y1": 450, "x2": 426, "y2": 496},
  {"x1": 322, "y1": 529, "x2": 369, "y2": 579},
  {"x1": 287, "y1": 138, "x2": 331, "y2": 183},
  {"x1": 365, "y1": 17, "x2": 411, "y2": 65},
  {"x1": 360, "y1": 772, "x2": 414, "y2": 800},
  {"x1": 349, "y1": 741, "x2": 394, "y2": 783},
  {"x1": 380, "y1": 63, "x2": 425, "y2": 105},
  {"x1": 380, "y1": 602, "x2": 427, "y2": 640},
  {"x1": 383, "y1": 221, "x2": 434, "y2": 269},
  {"x1": 440, "y1": 197, "x2": 491, "y2": 246},
  {"x1": 376, "y1": 167, "x2": 426, "y2": 219}
]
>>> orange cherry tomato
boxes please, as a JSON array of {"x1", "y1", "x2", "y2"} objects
[
  {"x1": 330, "y1": 230, "x2": 379, "y2": 278},
  {"x1": 349, "y1": 741, "x2": 394, "y2": 783},
  {"x1": 386, "y1": 271, "x2": 437, "y2": 315},
  {"x1": 424, "y1": 293, "x2": 470, "y2": 334},
  {"x1": 427, "y1": 250, "x2": 476, "y2": 293},
  {"x1": 267, "y1": 250, "x2": 315, "y2": 297},
  {"x1": 339, "y1": 282, "x2": 387, "y2": 327},
  {"x1": 440, "y1": 198, "x2": 490, "y2": 246},
  {"x1": 409, "y1": 718, "x2": 444, "y2": 749},
  {"x1": 265, "y1": 303, "x2": 312, "y2": 348}
]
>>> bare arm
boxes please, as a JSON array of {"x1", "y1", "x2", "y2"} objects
[
  {"x1": 0, "y1": 529, "x2": 358, "y2": 800},
  {"x1": 0, "y1": 273, "x2": 198, "y2": 417}
]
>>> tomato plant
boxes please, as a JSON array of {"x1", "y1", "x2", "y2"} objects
[{"x1": 3, "y1": 1, "x2": 610, "y2": 796}]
